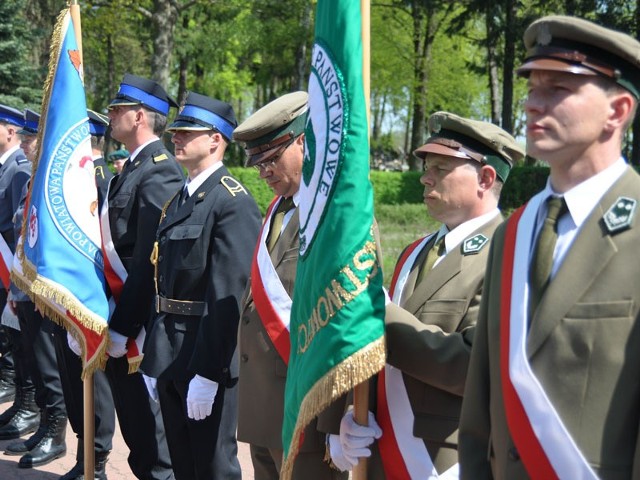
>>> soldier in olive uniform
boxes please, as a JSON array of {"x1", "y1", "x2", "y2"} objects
[
  {"x1": 141, "y1": 92, "x2": 261, "y2": 480},
  {"x1": 460, "y1": 16, "x2": 640, "y2": 480},
  {"x1": 100, "y1": 73, "x2": 182, "y2": 479},
  {"x1": 233, "y1": 92, "x2": 347, "y2": 480},
  {"x1": 330, "y1": 113, "x2": 523, "y2": 478}
]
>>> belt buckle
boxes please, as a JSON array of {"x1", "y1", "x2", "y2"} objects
[{"x1": 155, "y1": 295, "x2": 161, "y2": 314}]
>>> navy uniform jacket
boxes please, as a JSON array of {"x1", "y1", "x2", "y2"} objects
[
  {"x1": 0, "y1": 148, "x2": 30, "y2": 250},
  {"x1": 142, "y1": 165, "x2": 261, "y2": 385},
  {"x1": 106, "y1": 140, "x2": 184, "y2": 338},
  {"x1": 93, "y1": 156, "x2": 113, "y2": 206}
]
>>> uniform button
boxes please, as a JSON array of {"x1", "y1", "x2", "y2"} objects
[
  {"x1": 222, "y1": 367, "x2": 229, "y2": 373},
  {"x1": 508, "y1": 447, "x2": 520, "y2": 461},
  {"x1": 158, "y1": 255, "x2": 163, "y2": 262},
  {"x1": 160, "y1": 236, "x2": 166, "y2": 244},
  {"x1": 241, "y1": 354, "x2": 248, "y2": 362},
  {"x1": 159, "y1": 275, "x2": 164, "y2": 283},
  {"x1": 243, "y1": 318, "x2": 250, "y2": 325}
]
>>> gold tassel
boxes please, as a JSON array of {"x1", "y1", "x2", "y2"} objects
[{"x1": 280, "y1": 337, "x2": 386, "y2": 480}]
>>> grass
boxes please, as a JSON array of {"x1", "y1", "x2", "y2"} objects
[{"x1": 374, "y1": 203, "x2": 440, "y2": 287}]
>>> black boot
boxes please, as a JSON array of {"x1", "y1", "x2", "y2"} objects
[
  {"x1": 18, "y1": 413, "x2": 67, "y2": 468},
  {"x1": 0, "y1": 386, "x2": 39, "y2": 439},
  {"x1": 4, "y1": 410, "x2": 48, "y2": 455},
  {"x1": 0, "y1": 372, "x2": 15, "y2": 404},
  {"x1": 59, "y1": 450, "x2": 109, "y2": 480}
]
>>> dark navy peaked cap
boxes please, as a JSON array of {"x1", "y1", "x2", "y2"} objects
[
  {"x1": 87, "y1": 109, "x2": 109, "y2": 137},
  {"x1": 18, "y1": 109, "x2": 40, "y2": 135},
  {"x1": 0, "y1": 105, "x2": 24, "y2": 128},
  {"x1": 167, "y1": 92, "x2": 237, "y2": 142},
  {"x1": 108, "y1": 74, "x2": 177, "y2": 116}
]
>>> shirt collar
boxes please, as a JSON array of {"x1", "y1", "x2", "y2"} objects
[
  {"x1": 0, "y1": 145, "x2": 20, "y2": 166},
  {"x1": 185, "y1": 161, "x2": 224, "y2": 196},
  {"x1": 437, "y1": 208, "x2": 501, "y2": 254},
  {"x1": 541, "y1": 157, "x2": 627, "y2": 229},
  {"x1": 128, "y1": 137, "x2": 159, "y2": 162}
]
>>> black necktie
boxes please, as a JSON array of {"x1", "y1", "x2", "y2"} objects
[
  {"x1": 529, "y1": 196, "x2": 568, "y2": 315},
  {"x1": 179, "y1": 186, "x2": 189, "y2": 206}
]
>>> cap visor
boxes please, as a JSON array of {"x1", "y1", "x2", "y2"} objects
[
  {"x1": 516, "y1": 58, "x2": 599, "y2": 76},
  {"x1": 107, "y1": 98, "x2": 141, "y2": 110},
  {"x1": 245, "y1": 145, "x2": 285, "y2": 167},
  {"x1": 166, "y1": 120, "x2": 212, "y2": 133},
  {"x1": 414, "y1": 142, "x2": 472, "y2": 160}
]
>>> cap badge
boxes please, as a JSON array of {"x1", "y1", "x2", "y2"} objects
[
  {"x1": 536, "y1": 24, "x2": 552, "y2": 46},
  {"x1": 603, "y1": 196, "x2": 636, "y2": 233},
  {"x1": 462, "y1": 234, "x2": 489, "y2": 255}
]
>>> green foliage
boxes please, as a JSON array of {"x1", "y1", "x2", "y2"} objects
[
  {"x1": 0, "y1": 0, "x2": 42, "y2": 107},
  {"x1": 499, "y1": 165, "x2": 549, "y2": 211},
  {"x1": 370, "y1": 171, "x2": 424, "y2": 206}
]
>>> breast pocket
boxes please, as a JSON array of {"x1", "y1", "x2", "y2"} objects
[
  {"x1": 420, "y1": 299, "x2": 467, "y2": 329},
  {"x1": 168, "y1": 224, "x2": 204, "y2": 269}
]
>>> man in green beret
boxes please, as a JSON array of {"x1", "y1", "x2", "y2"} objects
[
  {"x1": 328, "y1": 111, "x2": 523, "y2": 477},
  {"x1": 233, "y1": 92, "x2": 347, "y2": 480},
  {"x1": 460, "y1": 16, "x2": 640, "y2": 479},
  {"x1": 107, "y1": 149, "x2": 129, "y2": 174}
]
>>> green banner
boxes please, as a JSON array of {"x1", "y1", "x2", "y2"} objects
[{"x1": 281, "y1": 0, "x2": 386, "y2": 476}]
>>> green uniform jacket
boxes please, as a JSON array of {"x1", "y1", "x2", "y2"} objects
[
  {"x1": 378, "y1": 214, "x2": 504, "y2": 475},
  {"x1": 459, "y1": 168, "x2": 640, "y2": 480}
]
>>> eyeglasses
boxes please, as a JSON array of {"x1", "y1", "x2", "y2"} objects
[{"x1": 253, "y1": 137, "x2": 296, "y2": 173}]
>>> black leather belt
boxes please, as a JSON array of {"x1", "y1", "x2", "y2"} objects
[{"x1": 155, "y1": 295, "x2": 205, "y2": 316}]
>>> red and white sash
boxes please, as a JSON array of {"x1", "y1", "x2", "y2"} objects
[
  {"x1": 0, "y1": 234, "x2": 13, "y2": 291},
  {"x1": 500, "y1": 196, "x2": 597, "y2": 479},
  {"x1": 250, "y1": 197, "x2": 292, "y2": 364},
  {"x1": 377, "y1": 235, "x2": 458, "y2": 480},
  {"x1": 99, "y1": 184, "x2": 145, "y2": 368}
]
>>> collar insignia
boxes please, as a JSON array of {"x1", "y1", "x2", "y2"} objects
[
  {"x1": 603, "y1": 196, "x2": 636, "y2": 233},
  {"x1": 462, "y1": 233, "x2": 489, "y2": 255}
]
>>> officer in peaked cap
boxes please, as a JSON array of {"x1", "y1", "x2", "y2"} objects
[
  {"x1": 330, "y1": 112, "x2": 523, "y2": 477},
  {"x1": 108, "y1": 73, "x2": 178, "y2": 115},
  {"x1": 5, "y1": 107, "x2": 69, "y2": 468},
  {"x1": 233, "y1": 92, "x2": 347, "y2": 480},
  {"x1": 460, "y1": 16, "x2": 640, "y2": 479},
  {"x1": 0, "y1": 105, "x2": 30, "y2": 416},
  {"x1": 141, "y1": 91, "x2": 260, "y2": 480},
  {"x1": 87, "y1": 109, "x2": 114, "y2": 199},
  {"x1": 97, "y1": 74, "x2": 183, "y2": 478},
  {"x1": 234, "y1": 90, "x2": 308, "y2": 168}
]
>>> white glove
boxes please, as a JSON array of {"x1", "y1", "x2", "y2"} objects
[
  {"x1": 339, "y1": 408, "x2": 382, "y2": 465},
  {"x1": 67, "y1": 332, "x2": 81, "y2": 357},
  {"x1": 328, "y1": 434, "x2": 356, "y2": 472},
  {"x1": 186, "y1": 374, "x2": 218, "y2": 421},
  {"x1": 142, "y1": 374, "x2": 158, "y2": 403},
  {"x1": 107, "y1": 329, "x2": 128, "y2": 358}
]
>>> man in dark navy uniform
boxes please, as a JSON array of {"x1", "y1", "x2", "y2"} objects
[
  {"x1": 141, "y1": 92, "x2": 261, "y2": 480},
  {"x1": 87, "y1": 109, "x2": 113, "y2": 201},
  {"x1": 100, "y1": 74, "x2": 183, "y2": 479},
  {"x1": 0, "y1": 105, "x2": 37, "y2": 440}
]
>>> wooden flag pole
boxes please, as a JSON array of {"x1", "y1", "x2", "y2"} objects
[
  {"x1": 69, "y1": 2, "x2": 95, "y2": 478},
  {"x1": 353, "y1": 1, "x2": 371, "y2": 479}
]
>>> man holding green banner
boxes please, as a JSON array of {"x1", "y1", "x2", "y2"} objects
[{"x1": 280, "y1": 0, "x2": 386, "y2": 478}]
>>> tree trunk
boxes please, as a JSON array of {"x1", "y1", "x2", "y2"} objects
[
  {"x1": 150, "y1": 0, "x2": 179, "y2": 88},
  {"x1": 485, "y1": 8, "x2": 501, "y2": 126},
  {"x1": 409, "y1": 2, "x2": 440, "y2": 171},
  {"x1": 501, "y1": 0, "x2": 517, "y2": 134}
]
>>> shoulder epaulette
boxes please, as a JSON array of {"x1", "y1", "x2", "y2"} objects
[
  {"x1": 16, "y1": 157, "x2": 29, "y2": 165},
  {"x1": 603, "y1": 196, "x2": 636, "y2": 234},
  {"x1": 153, "y1": 153, "x2": 169, "y2": 163},
  {"x1": 461, "y1": 233, "x2": 489, "y2": 255},
  {"x1": 220, "y1": 175, "x2": 247, "y2": 197}
]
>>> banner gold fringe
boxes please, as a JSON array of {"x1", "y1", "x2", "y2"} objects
[{"x1": 280, "y1": 336, "x2": 386, "y2": 480}]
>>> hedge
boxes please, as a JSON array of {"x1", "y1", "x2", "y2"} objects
[{"x1": 228, "y1": 165, "x2": 552, "y2": 214}]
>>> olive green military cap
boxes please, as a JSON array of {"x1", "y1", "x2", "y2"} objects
[
  {"x1": 414, "y1": 111, "x2": 524, "y2": 183},
  {"x1": 517, "y1": 15, "x2": 640, "y2": 98},
  {"x1": 233, "y1": 91, "x2": 308, "y2": 167}
]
